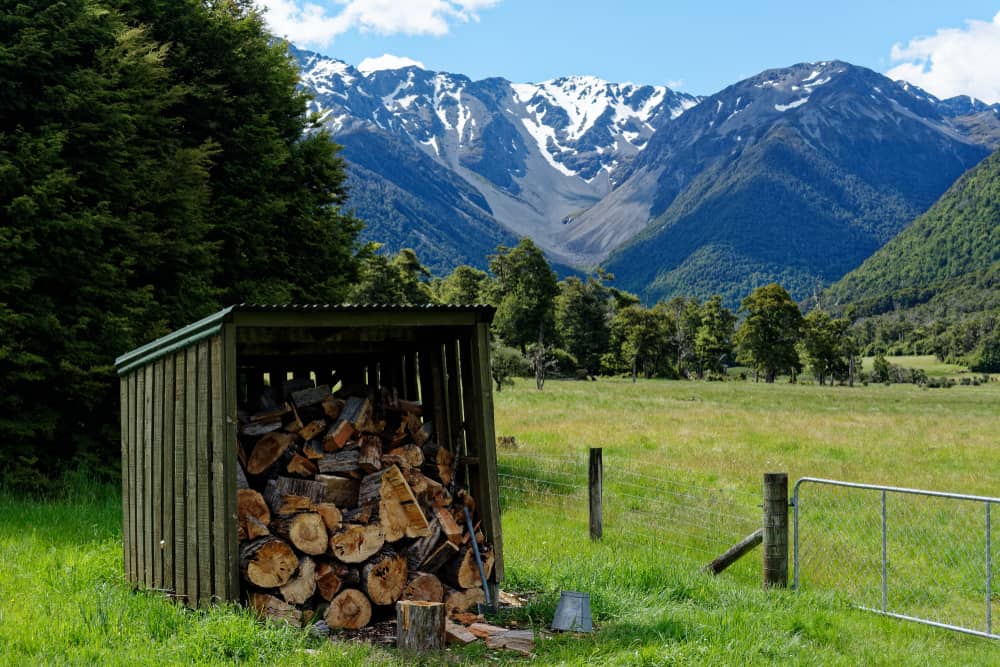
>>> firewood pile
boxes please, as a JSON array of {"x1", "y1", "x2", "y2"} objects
[{"x1": 237, "y1": 379, "x2": 494, "y2": 630}]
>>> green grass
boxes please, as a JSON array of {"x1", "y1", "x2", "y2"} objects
[
  {"x1": 3, "y1": 378, "x2": 1000, "y2": 664},
  {"x1": 860, "y1": 354, "x2": 973, "y2": 379}
]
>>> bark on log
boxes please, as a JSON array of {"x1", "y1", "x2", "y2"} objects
[
  {"x1": 361, "y1": 550, "x2": 408, "y2": 606},
  {"x1": 271, "y1": 513, "x2": 328, "y2": 556},
  {"x1": 279, "y1": 556, "x2": 317, "y2": 605},
  {"x1": 240, "y1": 421, "x2": 282, "y2": 438},
  {"x1": 358, "y1": 465, "x2": 430, "y2": 542},
  {"x1": 445, "y1": 620, "x2": 477, "y2": 644},
  {"x1": 358, "y1": 435, "x2": 383, "y2": 474},
  {"x1": 318, "y1": 449, "x2": 360, "y2": 475},
  {"x1": 442, "y1": 546, "x2": 488, "y2": 590},
  {"x1": 241, "y1": 536, "x2": 298, "y2": 588},
  {"x1": 324, "y1": 589, "x2": 372, "y2": 630},
  {"x1": 297, "y1": 419, "x2": 327, "y2": 442},
  {"x1": 329, "y1": 524, "x2": 386, "y2": 563},
  {"x1": 245, "y1": 515, "x2": 271, "y2": 540},
  {"x1": 291, "y1": 385, "x2": 331, "y2": 409},
  {"x1": 247, "y1": 432, "x2": 296, "y2": 475},
  {"x1": 396, "y1": 601, "x2": 446, "y2": 652},
  {"x1": 274, "y1": 476, "x2": 328, "y2": 505},
  {"x1": 250, "y1": 593, "x2": 302, "y2": 627},
  {"x1": 323, "y1": 421, "x2": 355, "y2": 452},
  {"x1": 286, "y1": 454, "x2": 318, "y2": 478},
  {"x1": 401, "y1": 572, "x2": 445, "y2": 603}
]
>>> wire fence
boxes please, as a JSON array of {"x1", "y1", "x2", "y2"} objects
[
  {"x1": 794, "y1": 478, "x2": 1000, "y2": 639},
  {"x1": 497, "y1": 448, "x2": 760, "y2": 572}
]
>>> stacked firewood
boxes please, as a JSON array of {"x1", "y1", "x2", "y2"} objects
[{"x1": 236, "y1": 380, "x2": 494, "y2": 629}]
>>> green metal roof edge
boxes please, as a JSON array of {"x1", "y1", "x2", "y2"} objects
[{"x1": 114, "y1": 306, "x2": 235, "y2": 376}]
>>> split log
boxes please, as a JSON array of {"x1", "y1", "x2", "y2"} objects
[
  {"x1": 250, "y1": 405, "x2": 291, "y2": 424},
  {"x1": 315, "y1": 562, "x2": 357, "y2": 601},
  {"x1": 314, "y1": 502, "x2": 343, "y2": 533},
  {"x1": 329, "y1": 524, "x2": 386, "y2": 564},
  {"x1": 406, "y1": 471, "x2": 451, "y2": 508},
  {"x1": 444, "y1": 587, "x2": 486, "y2": 615},
  {"x1": 236, "y1": 461, "x2": 250, "y2": 490},
  {"x1": 281, "y1": 378, "x2": 314, "y2": 401},
  {"x1": 396, "y1": 601, "x2": 445, "y2": 652},
  {"x1": 318, "y1": 449, "x2": 360, "y2": 475},
  {"x1": 358, "y1": 435, "x2": 383, "y2": 474},
  {"x1": 358, "y1": 466, "x2": 430, "y2": 542},
  {"x1": 486, "y1": 630, "x2": 534, "y2": 656},
  {"x1": 468, "y1": 622, "x2": 506, "y2": 638},
  {"x1": 291, "y1": 385, "x2": 331, "y2": 409},
  {"x1": 401, "y1": 572, "x2": 444, "y2": 603},
  {"x1": 280, "y1": 556, "x2": 317, "y2": 605},
  {"x1": 303, "y1": 440, "x2": 326, "y2": 461},
  {"x1": 283, "y1": 405, "x2": 304, "y2": 433},
  {"x1": 384, "y1": 444, "x2": 424, "y2": 470},
  {"x1": 241, "y1": 536, "x2": 298, "y2": 588},
  {"x1": 240, "y1": 421, "x2": 283, "y2": 437},
  {"x1": 324, "y1": 588, "x2": 372, "y2": 630},
  {"x1": 339, "y1": 396, "x2": 372, "y2": 431},
  {"x1": 436, "y1": 507, "x2": 464, "y2": 545},
  {"x1": 413, "y1": 422, "x2": 434, "y2": 448},
  {"x1": 316, "y1": 474, "x2": 360, "y2": 508},
  {"x1": 273, "y1": 476, "x2": 327, "y2": 505},
  {"x1": 405, "y1": 520, "x2": 443, "y2": 572},
  {"x1": 250, "y1": 593, "x2": 302, "y2": 627},
  {"x1": 442, "y1": 546, "x2": 491, "y2": 589},
  {"x1": 361, "y1": 550, "x2": 408, "y2": 606},
  {"x1": 286, "y1": 454, "x2": 318, "y2": 478},
  {"x1": 298, "y1": 419, "x2": 327, "y2": 442},
  {"x1": 323, "y1": 421, "x2": 355, "y2": 452},
  {"x1": 421, "y1": 539, "x2": 460, "y2": 574},
  {"x1": 271, "y1": 513, "x2": 328, "y2": 556},
  {"x1": 321, "y1": 396, "x2": 344, "y2": 420},
  {"x1": 245, "y1": 515, "x2": 271, "y2": 540},
  {"x1": 445, "y1": 620, "x2": 477, "y2": 645},
  {"x1": 421, "y1": 443, "x2": 454, "y2": 485},
  {"x1": 247, "y1": 432, "x2": 296, "y2": 475},
  {"x1": 237, "y1": 489, "x2": 270, "y2": 542}
]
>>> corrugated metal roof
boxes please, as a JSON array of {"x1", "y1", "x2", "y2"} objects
[{"x1": 115, "y1": 303, "x2": 495, "y2": 375}]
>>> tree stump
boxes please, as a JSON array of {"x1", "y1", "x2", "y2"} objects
[{"x1": 396, "y1": 600, "x2": 446, "y2": 652}]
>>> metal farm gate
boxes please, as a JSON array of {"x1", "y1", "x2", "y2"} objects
[{"x1": 793, "y1": 477, "x2": 1000, "y2": 639}]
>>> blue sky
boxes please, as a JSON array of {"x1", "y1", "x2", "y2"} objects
[{"x1": 261, "y1": 1, "x2": 1000, "y2": 101}]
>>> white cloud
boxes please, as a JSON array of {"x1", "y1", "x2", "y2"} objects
[
  {"x1": 260, "y1": 0, "x2": 500, "y2": 47},
  {"x1": 358, "y1": 54, "x2": 426, "y2": 74},
  {"x1": 887, "y1": 11, "x2": 1000, "y2": 103},
  {"x1": 666, "y1": 79, "x2": 685, "y2": 90}
]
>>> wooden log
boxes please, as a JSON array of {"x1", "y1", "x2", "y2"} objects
[
  {"x1": 362, "y1": 550, "x2": 408, "y2": 606},
  {"x1": 401, "y1": 572, "x2": 444, "y2": 603},
  {"x1": 444, "y1": 587, "x2": 485, "y2": 615},
  {"x1": 281, "y1": 378, "x2": 314, "y2": 401},
  {"x1": 315, "y1": 561, "x2": 357, "y2": 601},
  {"x1": 247, "y1": 432, "x2": 296, "y2": 475},
  {"x1": 396, "y1": 601, "x2": 445, "y2": 652},
  {"x1": 291, "y1": 385, "x2": 331, "y2": 409},
  {"x1": 271, "y1": 513, "x2": 328, "y2": 556},
  {"x1": 468, "y1": 622, "x2": 506, "y2": 638},
  {"x1": 486, "y1": 630, "x2": 534, "y2": 656},
  {"x1": 412, "y1": 421, "x2": 434, "y2": 447},
  {"x1": 442, "y1": 546, "x2": 489, "y2": 589},
  {"x1": 286, "y1": 454, "x2": 318, "y2": 478},
  {"x1": 245, "y1": 514, "x2": 270, "y2": 540},
  {"x1": 240, "y1": 421, "x2": 282, "y2": 437},
  {"x1": 241, "y1": 536, "x2": 298, "y2": 588},
  {"x1": 318, "y1": 449, "x2": 360, "y2": 475},
  {"x1": 763, "y1": 472, "x2": 789, "y2": 588},
  {"x1": 250, "y1": 405, "x2": 291, "y2": 424},
  {"x1": 316, "y1": 474, "x2": 360, "y2": 508},
  {"x1": 250, "y1": 592, "x2": 301, "y2": 627},
  {"x1": 445, "y1": 620, "x2": 478, "y2": 645},
  {"x1": 236, "y1": 460, "x2": 250, "y2": 490},
  {"x1": 405, "y1": 519, "x2": 443, "y2": 571},
  {"x1": 303, "y1": 440, "x2": 326, "y2": 461},
  {"x1": 274, "y1": 475, "x2": 328, "y2": 504},
  {"x1": 329, "y1": 524, "x2": 386, "y2": 563},
  {"x1": 315, "y1": 502, "x2": 343, "y2": 533},
  {"x1": 279, "y1": 556, "x2": 317, "y2": 605},
  {"x1": 385, "y1": 444, "x2": 424, "y2": 470},
  {"x1": 358, "y1": 435, "x2": 383, "y2": 474},
  {"x1": 323, "y1": 420, "x2": 355, "y2": 452},
  {"x1": 237, "y1": 489, "x2": 270, "y2": 542},
  {"x1": 283, "y1": 404, "x2": 304, "y2": 433},
  {"x1": 421, "y1": 443, "x2": 454, "y2": 485},
  {"x1": 358, "y1": 465, "x2": 431, "y2": 542},
  {"x1": 421, "y1": 539, "x2": 460, "y2": 574},
  {"x1": 298, "y1": 419, "x2": 327, "y2": 442},
  {"x1": 324, "y1": 588, "x2": 372, "y2": 630},
  {"x1": 321, "y1": 396, "x2": 344, "y2": 420},
  {"x1": 436, "y1": 507, "x2": 464, "y2": 545},
  {"x1": 339, "y1": 396, "x2": 372, "y2": 430},
  {"x1": 704, "y1": 528, "x2": 763, "y2": 575}
]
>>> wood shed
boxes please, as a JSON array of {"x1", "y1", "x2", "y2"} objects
[{"x1": 114, "y1": 303, "x2": 501, "y2": 609}]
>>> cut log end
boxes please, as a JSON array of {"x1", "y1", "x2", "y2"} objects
[
  {"x1": 325, "y1": 589, "x2": 372, "y2": 630},
  {"x1": 241, "y1": 537, "x2": 298, "y2": 589}
]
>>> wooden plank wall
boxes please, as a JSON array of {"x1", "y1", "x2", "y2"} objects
[{"x1": 120, "y1": 334, "x2": 236, "y2": 607}]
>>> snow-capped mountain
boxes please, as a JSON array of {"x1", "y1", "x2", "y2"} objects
[
  {"x1": 291, "y1": 45, "x2": 698, "y2": 269},
  {"x1": 291, "y1": 48, "x2": 998, "y2": 303}
]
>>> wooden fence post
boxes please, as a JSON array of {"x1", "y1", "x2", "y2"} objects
[
  {"x1": 762, "y1": 472, "x2": 788, "y2": 588},
  {"x1": 589, "y1": 448, "x2": 603, "y2": 541}
]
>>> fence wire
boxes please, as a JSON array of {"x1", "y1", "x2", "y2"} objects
[
  {"x1": 497, "y1": 448, "x2": 760, "y2": 571},
  {"x1": 795, "y1": 479, "x2": 1000, "y2": 639}
]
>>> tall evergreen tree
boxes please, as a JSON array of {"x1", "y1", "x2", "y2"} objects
[
  {"x1": 554, "y1": 274, "x2": 612, "y2": 376},
  {"x1": 486, "y1": 239, "x2": 558, "y2": 351},
  {"x1": 694, "y1": 296, "x2": 737, "y2": 377},
  {"x1": 735, "y1": 284, "x2": 804, "y2": 383}
]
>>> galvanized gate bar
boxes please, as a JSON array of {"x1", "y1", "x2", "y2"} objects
[{"x1": 793, "y1": 477, "x2": 1000, "y2": 641}]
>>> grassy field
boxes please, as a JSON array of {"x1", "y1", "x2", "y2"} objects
[
  {"x1": 860, "y1": 354, "x2": 974, "y2": 379},
  {"x1": 2, "y1": 376, "x2": 999, "y2": 665}
]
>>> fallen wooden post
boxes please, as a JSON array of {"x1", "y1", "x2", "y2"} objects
[
  {"x1": 703, "y1": 528, "x2": 763, "y2": 575},
  {"x1": 396, "y1": 600, "x2": 446, "y2": 652}
]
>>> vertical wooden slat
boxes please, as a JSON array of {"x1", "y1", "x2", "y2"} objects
[
  {"x1": 223, "y1": 327, "x2": 240, "y2": 600},
  {"x1": 210, "y1": 336, "x2": 228, "y2": 601},
  {"x1": 135, "y1": 367, "x2": 146, "y2": 587},
  {"x1": 120, "y1": 376, "x2": 131, "y2": 585},
  {"x1": 431, "y1": 345, "x2": 452, "y2": 451},
  {"x1": 185, "y1": 346, "x2": 199, "y2": 606},
  {"x1": 128, "y1": 372, "x2": 139, "y2": 586},
  {"x1": 196, "y1": 341, "x2": 212, "y2": 604},
  {"x1": 469, "y1": 325, "x2": 504, "y2": 584},
  {"x1": 404, "y1": 353, "x2": 419, "y2": 400},
  {"x1": 418, "y1": 349, "x2": 435, "y2": 420},
  {"x1": 173, "y1": 352, "x2": 188, "y2": 604},
  {"x1": 445, "y1": 340, "x2": 467, "y2": 486},
  {"x1": 151, "y1": 360, "x2": 163, "y2": 590},
  {"x1": 162, "y1": 355, "x2": 175, "y2": 593},
  {"x1": 144, "y1": 363, "x2": 155, "y2": 589}
]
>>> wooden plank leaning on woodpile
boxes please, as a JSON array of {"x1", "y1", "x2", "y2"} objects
[{"x1": 236, "y1": 378, "x2": 493, "y2": 629}]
